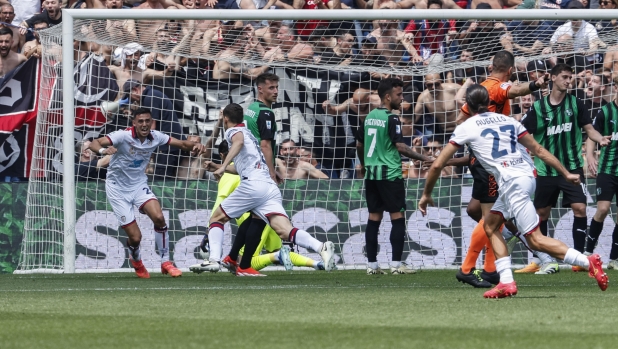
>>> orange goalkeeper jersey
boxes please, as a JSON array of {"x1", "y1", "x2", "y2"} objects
[{"x1": 460, "y1": 76, "x2": 512, "y2": 117}]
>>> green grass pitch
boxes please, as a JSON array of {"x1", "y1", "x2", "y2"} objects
[{"x1": 0, "y1": 270, "x2": 616, "y2": 349}]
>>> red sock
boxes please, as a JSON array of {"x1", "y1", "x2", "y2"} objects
[{"x1": 462, "y1": 220, "x2": 488, "y2": 274}]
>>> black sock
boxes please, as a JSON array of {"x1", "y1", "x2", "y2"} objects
[
  {"x1": 540, "y1": 220, "x2": 549, "y2": 236},
  {"x1": 610, "y1": 225, "x2": 618, "y2": 260},
  {"x1": 239, "y1": 218, "x2": 266, "y2": 269},
  {"x1": 390, "y1": 218, "x2": 406, "y2": 262},
  {"x1": 586, "y1": 218, "x2": 604, "y2": 253},
  {"x1": 229, "y1": 218, "x2": 253, "y2": 261},
  {"x1": 365, "y1": 219, "x2": 381, "y2": 263},
  {"x1": 573, "y1": 216, "x2": 587, "y2": 252}
]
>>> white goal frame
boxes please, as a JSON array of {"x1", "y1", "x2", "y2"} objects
[{"x1": 55, "y1": 8, "x2": 618, "y2": 273}]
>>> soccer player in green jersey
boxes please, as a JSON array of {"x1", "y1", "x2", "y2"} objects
[
  {"x1": 521, "y1": 64, "x2": 610, "y2": 271},
  {"x1": 356, "y1": 78, "x2": 433, "y2": 275},
  {"x1": 584, "y1": 94, "x2": 618, "y2": 269}
]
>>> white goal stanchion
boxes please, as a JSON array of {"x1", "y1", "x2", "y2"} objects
[{"x1": 16, "y1": 9, "x2": 618, "y2": 273}]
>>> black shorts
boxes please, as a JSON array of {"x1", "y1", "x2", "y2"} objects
[
  {"x1": 534, "y1": 168, "x2": 587, "y2": 208},
  {"x1": 595, "y1": 173, "x2": 618, "y2": 202},
  {"x1": 470, "y1": 163, "x2": 499, "y2": 204},
  {"x1": 365, "y1": 178, "x2": 406, "y2": 213}
]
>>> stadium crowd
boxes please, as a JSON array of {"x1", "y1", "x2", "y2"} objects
[{"x1": 0, "y1": 0, "x2": 617, "y2": 182}]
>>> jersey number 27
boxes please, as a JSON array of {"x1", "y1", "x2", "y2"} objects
[{"x1": 481, "y1": 125, "x2": 516, "y2": 159}]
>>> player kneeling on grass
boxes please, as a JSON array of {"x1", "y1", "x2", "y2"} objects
[
  {"x1": 201, "y1": 103, "x2": 336, "y2": 277},
  {"x1": 190, "y1": 140, "x2": 324, "y2": 273},
  {"x1": 89, "y1": 107, "x2": 207, "y2": 278},
  {"x1": 419, "y1": 85, "x2": 608, "y2": 298}
]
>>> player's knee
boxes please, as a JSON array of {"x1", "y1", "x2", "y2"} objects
[
  {"x1": 466, "y1": 206, "x2": 481, "y2": 222},
  {"x1": 151, "y1": 215, "x2": 166, "y2": 227},
  {"x1": 572, "y1": 205, "x2": 587, "y2": 217},
  {"x1": 595, "y1": 206, "x2": 610, "y2": 220}
]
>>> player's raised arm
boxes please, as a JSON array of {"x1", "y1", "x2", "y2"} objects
[
  {"x1": 168, "y1": 137, "x2": 207, "y2": 156},
  {"x1": 89, "y1": 136, "x2": 118, "y2": 155},
  {"x1": 518, "y1": 134, "x2": 580, "y2": 185},
  {"x1": 418, "y1": 143, "x2": 459, "y2": 216}
]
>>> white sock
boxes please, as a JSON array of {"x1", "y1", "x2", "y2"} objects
[
  {"x1": 128, "y1": 245, "x2": 141, "y2": 262},
  {"x1": 536, "y1": 251, "x2": 555, "y2": 265},
  {"x1": 154, "y1": 226, "x2": 170, "y2": 263},
  {"x1": 495, "y1": 257, "x2": 514, "y2": 283},
  {"x1": 390, "y1": 261, "x2": 401, "y2": 268},
  {"x1": 293, "y1": 229, "x2": 323, "y2": 253},
  {"x1": 272, "y1": 251, "x2": 280, "y2": 262},
  {"x1": 368, "y1": 261, "x2": 378, "y2": 269},
  {"x1": 208, "y1": 224, "x2": 224, "y2": 263},
  {"x1": 563, "y1": 248, "x2": 590, "y2": 268}
]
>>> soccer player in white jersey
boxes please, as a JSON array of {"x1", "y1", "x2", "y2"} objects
[
  {"x1": 89, "y1": 108, "x2": 207, "y2": 278},
  {"x1": 419, "y1": 85, "x2": 608, "y2": 298},
  {"x1": 204, "y1": 103, "x2": 336, "y2": 276}
]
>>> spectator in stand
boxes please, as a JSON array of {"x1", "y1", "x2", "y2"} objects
[
  {"x1": 396, "y1": 0, "x2": 463, "y2": 8},
  {"x1": 446, "y1": 49, "x2": 487, "y2": 85},
  {"x1": 414, "y1": 73, "x2": 461, "y2": 140},
  {"x1": 262, "y1": 24, "x2": 314, "y2": 62},
  {"x1": 549, "y1": 1, "x2": 603, "y2": 70},
  {"x1": 294, "y1": 0, "x2": 339, "y2": 39},
  {"x1": 123, "y1": 79, "x2": 185, "y2": 179},
  {"x1": 213, "y1": 0, "x2": 278, "y2": 9},
  {"x1": 593, "y1": 0, "x2": 618, "y2": 37},
  {"x1": 75, "y1": 139, "x2": 114, "y2": 181},
  {"x1": 109, "y1": 43, "x2": 145, "y2": 98},
  {"x1": 403, "y1": 0, "x2": 457, "y2": 64},
  {"x1": 19, "y1": 0, "x2": 62, "y2": 34},
  {"x1": 457, "y1": 3, "x2": 510, "y2": 61},
  {"x1": 0, "y1": 4, "x2": 24, "y2": 52},
  {"x1": 0, "y1": 27, "x2": 25, "y2": 77},
  {"x1": 470, "y1": 0, "x2": 523, "y2": 8},
  {"x1": 406, "y1": 138, "x2": 455, "y2": 179},
  {"x1": 22, "y1": 19, "x2": 47, "y2": 59},
  {"x1": 369, "y1": 5, "x2": 422, "y2": 65},
  {"x1": 9, "y1": 0, "x2": 39, "y2": 27},
  {"x1": 319, "y1": 30, "x2": 355, "y2": 65},
  {"x1": 85, "y1": 0, "x2": 137, "y2": 43},
  {"x1": 512, "y1": 93, "x2": 535, "y2": 121},
  {"x1": 298, "y1": 146, "x2": 333, "y2": 177},
  {"x1": 575, "y1": 73, "x2": 609, "y2": 120},
  {"x1": 276, "y1": 139, "x2": 329, "y2": 179},
  {"x1": 506, "y1": 18, "x2": 554, "y2": 56},
  {"x1": 322, "y1": 88, "x2": 374, "y2": 142},
  {"x1": 210, "y1": 26, "x2": 270, "y2": 80},
  {"x1": 255, "y1": 20, "x2": 282, "y2": 50},
  {"x1": 309, "y1": 25, "x2": 335, "y2": 57}
]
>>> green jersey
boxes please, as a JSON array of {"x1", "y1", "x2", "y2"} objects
[
  {"x1": 357, "y1": 108, "x2": 404, "y2": 180},
  {"x1": 244, "y1": 100, "x2": 277, "y2": 163},
  {"x1": 521, "y1": 94, "x2": 591, "y2": 176},
  {"x1": 593, "y1": 101, "x2": 618, "y2": 176}
]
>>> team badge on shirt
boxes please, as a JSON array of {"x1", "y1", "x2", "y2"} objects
[
  {"x1": 266, "y1": 120, "x2": 271, "y2": 129},
  {"x1": 565, "y1": 109, "x2": 573, "y2": 117},
  {"x1": 120, "y1": 216, "x2": 126, "y2": 222}
]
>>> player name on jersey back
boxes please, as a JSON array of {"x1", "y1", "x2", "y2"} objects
[
  {"x1": 225, "y1": 124, "x2": 274, "y2": 184},
  {"x1": 450, "y1": 112, "x2": 535, "y2": 185}
]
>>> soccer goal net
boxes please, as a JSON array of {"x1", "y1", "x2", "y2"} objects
[{"x1": 16, "y1": 9, "x2": 618, "y2": 273}]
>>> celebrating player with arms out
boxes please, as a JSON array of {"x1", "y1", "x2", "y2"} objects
[
  {"x1": 89, "y1": 108, "x2": 206, "y2": 278},
  {"x1": 420, "y1": 85, "x2": 608, "y2": 298},
  {"x1": 520, "y1": 63, "x2": 610, "y2": 273},
  {"x1": 584, "y1": 89, "x2": 618, "y2": 268},
  {"x1": 202, "y1": 103, "x2": 336, "y2": 276},
  {"x1": 356, "y1": 78, "x2": 433, "y2": 275}
]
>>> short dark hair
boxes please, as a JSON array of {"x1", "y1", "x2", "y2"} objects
[
  {"x1": 218, "y1": 140, "x2": 229, "y2": 155},
  {"x1": 256, "y1": 73, "x2": 279, "y2": 86},
  {"x1": 0, "y1": 27, "x2": 13, "y2": 38},
  {"x1": 465, "y1": 84, "x2": 490, "y2": 115},
  {"x1": 427, "y1": 0, "x2": 443, "y2": 7},
  {"x1": 132, "y1": 107, "x2": 152, "y2": 119},
  {"x1": 280, "y1": 138, "x2": 295, "y2": 146},
  {"x1": 223, "y1": 103, "x2": 244, "y2": 124},
  {"x1": 550, "y1": 63, "x2": 573, "y2": 77},
  {"x1": 32, "y1": 19, "x2": 48, "y2": 28},
  {"x1": 377, "y1": 78, "x2": 405, "y2": 100},
  {"x1": 492, "y1": 50, "x2": 515, "y2": 73}
]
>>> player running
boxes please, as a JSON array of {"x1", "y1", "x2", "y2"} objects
[
  {"x1": 202, "y1": 103, "x2": 336, "y2": 276},
  {"x1": 584, "y1": 91, "x2": 618, "y2": 269},
  {"x1": 89, "y1": 108, "x2": 206, "y2": 278},
  {"x1": 356, "y1": 78, "x2": 433, "y2": 275},
  {"x1": 520, "y1": 63, "x2": 610, "y2": 273},
  {"x1": 420, "y1": 84, "x2": 608, "y2": 298},
  {"x1": 454, "y1": 50, "x2": 555, "y2": 284},
  {"x1": 190, "y1": 140, "x2": 324, "y2": 273}
]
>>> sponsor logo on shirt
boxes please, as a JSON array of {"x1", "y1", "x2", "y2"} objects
[
  {"x1": 396, "y1": 125, "x2": 401, "y2": 134},
  {"x1": 546, "y1": 122, "x2": 572, "y2": 136},
  {"x1": 611, "y1": 131, "x2": 618, "y2": 141},
  {"x1": 128, "y1": 159, "x2": 144, "y2": 168},
  {"x1": 500, "y1": 82, "x2": 511, "y2": 90},
  {"x1": 565, "y1": 109, "x2": 573, "y2": 117}
]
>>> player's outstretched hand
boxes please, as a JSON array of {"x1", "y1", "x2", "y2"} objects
[
  {"x1": 191, "y1": 143, "x2": 207, "y2": 156},
  {"x1": 105, "y1": 146, "x2": 118, "y2": 155},
  {"x1": 565, "y1": 173, "x2": 581, "y2": 186},
  {"x1": 535, "y1": 73, "x2": 550, "y2": 89},
  {"x1": 203, "y1": 161, "x2": 218, "y2": 172},
  {"x1": 213, "y1": 167, "x2": 225, "y2": 181},
  {"x1": 418, "y1": 195, "x2": 434, "y2": 217},
  {"x1": 598, "y1": 135, "x2": 612, "y2": 147}
]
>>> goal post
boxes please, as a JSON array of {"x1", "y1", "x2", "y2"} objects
[{"x1": 16, "y1": 8, "x2": 618, "y2": 274}]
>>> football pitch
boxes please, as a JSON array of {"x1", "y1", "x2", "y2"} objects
[{"x1": 0, "y1": 270, "x2": 616, "y2": 349}]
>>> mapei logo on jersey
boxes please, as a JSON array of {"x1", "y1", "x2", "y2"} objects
[
  {"x1": 396, "y1": 125, "x2": 401, "y2": 134},
  {"x1": 266, "y1": 120, "x2": 271, "y2": 129},
  {"x1": 546, "y1": 122, "x2": 572, "y2": 136},
  {"x1": 611, "y1": 132, "x2": 618, "y2": 141}
]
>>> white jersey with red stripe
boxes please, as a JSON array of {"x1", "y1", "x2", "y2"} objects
[
  {"x1": 105, "y1": 127, "x2": 171, "y2": 189},
  {"x1": 225, "y1": 123, "x2": 273, "y2": 184},
  {"x1": 449, "y1": 112, "x2": 534, "y2": 186}
]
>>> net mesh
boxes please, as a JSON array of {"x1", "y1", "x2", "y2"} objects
[{"x1": 16, "y1": 13, "x2": 618, "y2": 272}]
